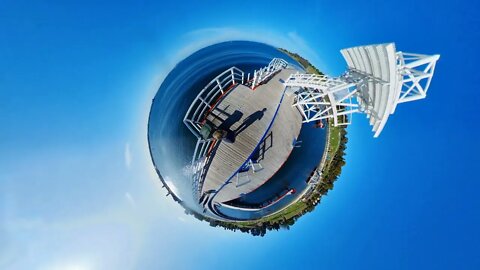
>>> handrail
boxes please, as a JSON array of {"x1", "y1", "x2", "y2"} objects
[
  {"x1": 250, "y1": 58, "x2": 288, "y2": 89},
  {"x1": 184, "y1": 67, "x2": 244, "y2": 138},
  {"x1": 184, "y1": 67, "x2": 245, "y2": 201},
  {"x1": 221, "y1": 188, "x2": 295, "y2": 212}
]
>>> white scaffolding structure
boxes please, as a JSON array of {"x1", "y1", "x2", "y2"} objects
[
  {"x1": 287, "y1": 43, "x2": 439, "y2": 137},
  {"x1": 285, "y1": 73, "x2": 358, "y2": 126},
  {"x1": 395, "y1": 52, "x2": 440, "y2": 105}
]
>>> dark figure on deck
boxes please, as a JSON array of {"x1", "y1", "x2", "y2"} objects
[
  {"x1": 234, "y1": 108, "x2": 267, "y2": 136},
  {"x1": 217, "y1": 109, "x2": 243, "y2": 131},
  {"x1": 215, "y1": 109, "x2": 243, "y2": 143}
]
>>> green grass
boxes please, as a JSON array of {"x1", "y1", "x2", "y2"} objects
[
  {"x1": 233, "y1": 201, "x2": 308, "y2": 227},
  {"x1": 305, "y1": 65, "x2": 319, "y2": 75},
  {"x1": 326, "y1": 125, "x2": 341, "y2": 168}
]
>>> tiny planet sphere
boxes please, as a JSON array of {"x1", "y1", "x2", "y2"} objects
[{"x1": 148, "y1": 41, "x2": 330, "y2": 234}]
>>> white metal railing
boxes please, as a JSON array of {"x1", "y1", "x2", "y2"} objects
[
  {"x1": 285, "y1": 73, "x2": 357, "y2": 91},
  {"x1": 184, "y1": 67, "x2": 244, "y2": 138},
  {"x1": 184, "y1": 67, "x2": 244, "y2": 201},
  {"x1": 250, "y1": 58, "x2": 289, "y2": 89},
  {"x1": 219, "y1": 188, "x2": 295, "y2": 212},
  {"x1": 191, "y1": 139, "x2": 214, "y2": 199}
]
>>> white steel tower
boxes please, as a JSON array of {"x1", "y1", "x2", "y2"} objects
[{"x1": 285, "y1": 43, "x2": 439, "y2": 137}]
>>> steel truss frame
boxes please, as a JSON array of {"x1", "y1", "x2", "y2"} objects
[
  {"x1": 287, "y1": 47, "x2": 439, "y2": 136},
  {"x1": 394, "y1": 52, "x2": 440, "y2": 105},
  {"x1": 285, "y1": 73, "x2": 358, "y2": 126}
]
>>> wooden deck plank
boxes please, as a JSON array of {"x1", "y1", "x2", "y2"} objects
[{"x1": 201, "y1": 68, "x2": 303, "y2": 202}]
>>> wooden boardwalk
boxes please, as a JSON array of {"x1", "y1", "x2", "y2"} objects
[{"x1": 201, "y1": 68, "x2": 303, "y2": 203}]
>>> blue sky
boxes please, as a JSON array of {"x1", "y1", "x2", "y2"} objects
[{"x1": 1, "y1": 0, "x2": 479, "y2": 269}]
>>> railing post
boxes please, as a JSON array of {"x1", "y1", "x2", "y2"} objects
[
  {"x1": 216, "y1": 79, "x2": 224, "y2": 94},
  {"x1": 252, "y1": 70, "x2": 256, "y2": 89}
]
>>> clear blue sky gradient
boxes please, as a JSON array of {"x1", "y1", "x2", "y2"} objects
[{"x1": 1, "y1": 0, "x2": 479, "y2": 269}]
